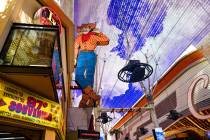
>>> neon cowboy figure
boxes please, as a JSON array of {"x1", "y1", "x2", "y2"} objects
[{"x1": 74, "y1": 23, "x2": 109, "y2": 107}]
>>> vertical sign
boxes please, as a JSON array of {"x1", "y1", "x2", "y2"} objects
[
  {"x1": 153, "y1": 128, "x2": 165, "y2": 140},
  {"x1": 34, "y1": 6, "x2": 62, "y2": 34}
]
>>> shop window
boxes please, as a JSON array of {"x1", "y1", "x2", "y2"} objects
[{"x1": 0, "y1": 23, "x2": 58, "y2": 66}]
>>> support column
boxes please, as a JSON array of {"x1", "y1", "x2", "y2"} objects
[
  {"x1": 140, "y1": 82, "x2": 159, "y2": 128},
  {"x1": 44, "y1": 129, "x2": 56, "y2": 140},
  {"x1": 150, "y1": 103, "x2": 159, "y2": 128},
  {"x1": 94, "y1": 107, "x2": 100, "y2": 132}
]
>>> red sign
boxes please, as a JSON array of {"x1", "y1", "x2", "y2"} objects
[
  {"x1": 78, "y1": 129, "x2": 100, "y2": 139},
  {"x1": 34, "y1": 7, "x2": 62, "y2": 34}
]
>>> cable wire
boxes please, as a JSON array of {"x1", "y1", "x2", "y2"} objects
[{"x1": 103, "y1": 0, "x2": 160, "y2": 107}]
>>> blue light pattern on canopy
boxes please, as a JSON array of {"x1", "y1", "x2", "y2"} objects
[
  {"x1": 73, "y1": 0, "x2": 210, "y2": 112},
  {"x1": 102, "y1": 83, "x2": 143, "y2": 108},
  {"x1": 107, "y1": 0, "x2": 167, "y2": 59}
]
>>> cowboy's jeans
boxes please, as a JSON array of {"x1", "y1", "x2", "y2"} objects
[{"x1": 75, "y1": 51, "x2": 96, "y2": 88}]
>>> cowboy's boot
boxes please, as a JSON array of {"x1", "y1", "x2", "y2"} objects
[
  {"x1": 83, "y1": 86, "x2": 101, "y2": 106},
  {"x1": 79, "y1": 93, "x2": 94, "y2": 108}
]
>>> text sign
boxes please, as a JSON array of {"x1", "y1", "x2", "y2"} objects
[{"x1": 0, "y1": 78, "x2": 63, "y2": 129}]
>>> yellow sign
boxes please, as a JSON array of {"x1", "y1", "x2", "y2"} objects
[{"x1": 0, "y1": 79, "x2": 64, "y2": 139}]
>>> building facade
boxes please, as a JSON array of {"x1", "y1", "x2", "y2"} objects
[
  {"x1": 111, "y1": 50, "x2": 210, "y2": 140},
  {"x1": 0, "y1": 0, "x2": 74, "y2": 140}
]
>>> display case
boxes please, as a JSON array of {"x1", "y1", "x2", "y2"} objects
[{"x1": 0, "y1": 23, "x2": 64, "y2": 102}]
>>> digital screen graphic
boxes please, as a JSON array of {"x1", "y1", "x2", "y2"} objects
[{"x1": 72, "y1": 0, "x2": 210, "y2": 126}]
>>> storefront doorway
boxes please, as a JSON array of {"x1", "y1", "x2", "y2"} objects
[{"x1": 0, "y1": 123, "x2": 44, "y2": 140}]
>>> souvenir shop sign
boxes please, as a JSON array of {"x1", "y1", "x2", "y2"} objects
[{"x1": 0, "y1": 78, "x2": 63, "y2": 130}]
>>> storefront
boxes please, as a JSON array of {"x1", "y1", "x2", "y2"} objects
[
  {"x1": 0, "y1": 0, "x2": 74, "y2": 140},
  {"x1": 110, "y1": 49, "x2": 210, "y2": 140},
  {"x1": 0, "y1": 77, "x2": 64, "y2": 140}
]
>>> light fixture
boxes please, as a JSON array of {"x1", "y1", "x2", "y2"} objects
[
  {"x1": 167, "y1": 110, "x2": 182, "y2": 120},
  {"x1": 140, "y1": 127, "x2": 148, "y2": 135},
  {"x1": 118, "y1": 60, "x2": 153, "y2": 83},
  {"x1": 96, "y1": 112, "x2": 112, "y2": 124}
]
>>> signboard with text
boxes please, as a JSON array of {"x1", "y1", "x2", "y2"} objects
[{"x1": 0, "y1": 78, "x2": 64, "y2": 139}]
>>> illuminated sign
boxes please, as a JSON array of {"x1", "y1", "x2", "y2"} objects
[
  {"x1": 152, "y1": 128, "x2": 165, "y2": 140},
  {"x1": 0, "y1": 78, "x2": 64, "y2": 139},
  {"x1": 34, "y1": 7, "x2": 64, "y2": 103},
  {"x1": 34, "y1": 7, "x2": 63, "y2": 91},
  {"x1": 34, "y1": 7, "x2": 62, "y2": 34},
  {"x1": 78, "y1": 129, "x2": 100, "y2": 139},
  {"x1": 187, "y1": 74, "x2": 210, "y2": 120},
  {"x1": 207, "y1": 131, "x2": 210, "y2": 138}
]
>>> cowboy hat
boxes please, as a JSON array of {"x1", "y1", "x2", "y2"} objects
[{"x1": 77, "y1": 22, "x2": 96, "y2": 33}]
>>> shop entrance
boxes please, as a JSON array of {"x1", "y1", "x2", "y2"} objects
[{"x1": 0, "y1": 123, "x2": 44, "y2": 140}]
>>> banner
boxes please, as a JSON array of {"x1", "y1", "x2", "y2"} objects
[{"x1": 0, "y1": 78, "x2": 64, "y2": 139}]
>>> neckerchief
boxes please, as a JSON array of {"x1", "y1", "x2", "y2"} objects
[{"x1": 82, "y1": 32, "x2": 96, "y2": 42}]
